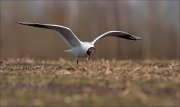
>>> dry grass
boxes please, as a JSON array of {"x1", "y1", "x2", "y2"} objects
[{"x1": 0, "y1": 58, "x2": 179, "y2": 107}]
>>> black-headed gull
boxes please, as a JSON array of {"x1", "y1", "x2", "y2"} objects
[{"x1": 18, "y1": 22, "x2": 142, "y2": 64}]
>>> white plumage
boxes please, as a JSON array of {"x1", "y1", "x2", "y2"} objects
[{"x1": 18, "y1": 22, "x2": 142, "y2": 64}]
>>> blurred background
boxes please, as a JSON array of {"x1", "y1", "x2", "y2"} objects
[{"x1": 0, "y1": 1, "x2": 179, "y2": 60}]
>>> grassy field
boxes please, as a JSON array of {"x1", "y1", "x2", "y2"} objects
[{"x1": 0, "y1": 58, "x2": 179, "y2": 107}]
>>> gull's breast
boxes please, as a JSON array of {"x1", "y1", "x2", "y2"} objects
[{"x1": 70, "y1": 46, "x2": 87, "y2": 57}]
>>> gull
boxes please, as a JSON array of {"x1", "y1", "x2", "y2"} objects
[{"x1": 18, "y1": 22, "x2": 142, "y2": 65}]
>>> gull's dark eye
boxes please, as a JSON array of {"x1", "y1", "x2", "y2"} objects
[
  {"x1": 86, "y1": 47, "x2": 96, "y2": 56},
  {"x1": 86, "y1": 48, "x2": 92, "y2": 55}
]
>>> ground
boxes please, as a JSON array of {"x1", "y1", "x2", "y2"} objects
[{"x1": 0, "y1": 58, "x2": 179, "y2": 107}]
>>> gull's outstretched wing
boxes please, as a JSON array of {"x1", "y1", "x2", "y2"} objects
[
  {"x1": 91, "y1": 31, "x2": 142, "y2": 45},
  {"x1": 18, "y1": 22, "x2": 81, "y2": 47}
]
